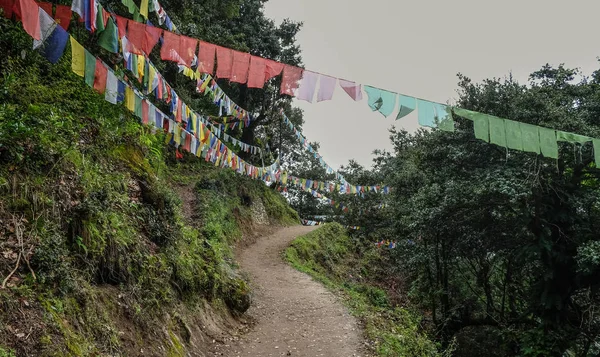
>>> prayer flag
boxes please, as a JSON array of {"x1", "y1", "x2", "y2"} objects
[
  {"x1": 454, "y1": 108, "x2": 490, "y2": 142},
  {"x1": 160, "y1": 30, "x2": 182, "y2": 64},
  {"x1": 280, "y1": 65, "x2": 303, "y2": 96},
  {"x1": 396, "y1": 94, "x2": 416, "y2": 120},
  {"x1": 489, "y1": 116, "x2": 507, "y2": 148},
  {"x1": 98, "y1": 16, "x2": 118, "y2": 53},
  {"x1": 505, "y1": 119, "x2": 523, "y2": 151},
  {"x1": 70, "y1": 36, "x2": 85, "y2": 77},
  {"x1": 556, "y1": 131, "x2": 591, "y2": 144},
  {"x1": 93, "y1": 59, "x2": 108, "y2": 93},
  {"x1": 1, "y1": 0, "x2": 15, "y2": 18},
  {"x1": 54, "y1": 5, "x2": 71, "y2": 30},
  {"x1": 179, "y1": 35, "x2": 197, "y2": 67},
  {"x1": 198, "y1": 41, "x2": 216, "y2": 74},
  {"x1": 38, "y1": 25, "x2": 68, "y2": 63},
  {"x1": 36, "y1": 1, "x2": 51, "y2": 15},
  {"x1": 16, "y1": 0, "x2": 41, "y2": 40},
  {"x1": 71, "y1": 0, "x2": 83, "y2": 19},
  {"x1": 143, "y1": 25, "x2": 162, "y2": 55},
  {"x1": 539, "y1": 127, "x2": 558, "y2": 159},
  {"x1": 230, "y1": 50, "x2": 250, "y2": 83},
  {"x1": 594, "y1": 139, "x2": 600, "y2": 167},
  {"x1": 297, "y1": 70, "x2": 318, "y2": 102},
  {"x1": 520, "y1": 122, "x2": 540, "y2": 154},
  {"x1": 33, "y1": 6, "x2": 56, "y2": 49},
  {"x1": 339, "y1": 79, "x2": 362, "y2": 101},
  {"x1": 105, "y1": 69, "x2": 119, "y2": 104},
  {"x1": 139, "y1": 0, "x2": 148, "y2": 18},
  {"x1": 317, "y1": 74, "x2": 336, "y2": 102},
  {"x1": 216, "y1": 46, "x2": 233, "y2": 79},
  {"x1": 84, "y1": 49, "x2": 95, "y2": 87},
  {"x1": 126, "y1": 19, "x2": 144, "y2": 54},
  {"x1": 365, "y1": 86, "x2": 396, "y2": 117}
]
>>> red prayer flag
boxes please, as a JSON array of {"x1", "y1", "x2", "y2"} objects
[
  {"x1": 184, "y1": 132, "x2": 191, "y2": 152},
  {"x1": 142, "y1": 100, "x2": 149, "y2": 124},
  {"x1": 144, "y1": 26, "x2": 162, "y2": 55},
  {"x1": 93, "y1": 60, "x2": 108, "y2": 93},
  {"x1": 160, "y1": 31, "x2": 182, "y2": 64},
  {"x1": 54, "y1": 4, "x2": 71, "y2": 30},
  {"x1": 0, "y1": 0, "x2": 14, "y2": 18},
  {"x1": 197, "y1": 41, "x2": 215, "y2": 74},
  {"x1": 126, "y1": 20, "x2": 144, "y2": 55},
  {"x1": 15, "y1": 0, "x2": 41, "y2": 40},
  {"x1": 216, "y1": 46, "x2": 232, "y2": 79},
  {"x1": 230, "y1": 50, "x2": 250, "y2": 84},
  {"x1": 175, "y1": 98, "x2": 182, "y2": 123},
  {"x1": 36, "y1": 1, "x2": 51, "y2": 15},
  {"x1": 179, "y1": 35, "x2": 197, "y2": 67},
  {"x1": 280, "y1": 65, "x2": 303, "y2": 96},
  {"x1": 101, "y1": 8, "x2": 109, "y2": 27},
  {"x1": 115, "y1": 15, "x2": 127, "y2": 39}
]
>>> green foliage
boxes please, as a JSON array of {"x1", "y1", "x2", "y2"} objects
[
  {"x1": 0, "y1": 13, "x2": 299, "y2": 355},
  {"x1": 286, "y1": 224, "x2": 443, "y2": 357},
  {"x1": 359, "y1": 64, "x2": 600, "y2": 356}
]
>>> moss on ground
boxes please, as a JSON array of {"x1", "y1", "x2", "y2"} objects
[{"x1": 286, "y1": 223, "x2": 448, "y2": 357}]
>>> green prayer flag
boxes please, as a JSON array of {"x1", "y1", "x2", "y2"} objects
[
  {"x1": 505, "y1": 119, "x2": 523, "y2": 151},
  {"x1": 520, "y1": 122, "x2": 540, "y2": 154},
  {"x1": 131, "y1": 55, "x2": 138, "y2": 78},
  {"x1": 396, "y1": 95, "x2": 416, "y2": 120},
  {"x1": 489, "y1": 116, "x2": 507, "y2": 148},
  {"x1": 98, "y1": 17, "x2": 119, "y2": 53},
  {"x1": 594, "y1": 139, "x2": 600, "y2": 167},
  {"x1": 556, "y1": 131, "x2": 591, "y2": 145},
  {"x1": 539, "y1": 127, "x2": 558, "y2": 159},
  {"x1": 121, "y1": 0, "x2": 137, "y2": 14},
  {"x1": 134, "y1": 93, "x2": 143, "y2": 118},
  {"x1": 95, "y1": 4, "x2": 105, "y2": 33},
  {"x1": 454, "y1": 108, "x2": 489, "y2": 142},
  {"x1": 84, "y1": 50, "x2": 96, "y2": 87}
]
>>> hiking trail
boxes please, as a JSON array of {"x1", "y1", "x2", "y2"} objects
[{"x1": 211, "y1": 226, "x2": 365, "y2": 356}]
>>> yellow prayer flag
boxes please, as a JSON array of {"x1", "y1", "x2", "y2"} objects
[
  {"x1": 140, "y1": 0, "x2": 149, "y2": 18},
  {"x1": 137, "y1": 55, "x2": 145, "y2": 79},
  {"x1": 70, "y1": 36, "x2": 85, "y2": 77},
  {"x1": 125, "y1": 87, "x2": 135, "y2": 112},
  {"x1": 148, "y1": 64, "x2": 156, "y2": 89}
]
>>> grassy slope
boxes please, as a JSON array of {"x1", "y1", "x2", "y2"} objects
[
  {"x1": 285, "y1": 223, "x2": 447, "y2": 357},
  {"x1": 0, "y1": 19, "x2": 297, "y2": 356}
]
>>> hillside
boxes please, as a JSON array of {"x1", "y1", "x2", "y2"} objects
[{"x1": 0, "y1": 20, "x2": 297, "y2": 356}]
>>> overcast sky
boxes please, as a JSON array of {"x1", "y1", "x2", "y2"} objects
[{"x1": 264, "y1": 0, "x2": 600, "y2": 170}]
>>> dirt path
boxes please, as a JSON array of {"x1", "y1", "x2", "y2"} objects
[{"x1": 212, "y1": 225, "x2": 365, "y2": 357}]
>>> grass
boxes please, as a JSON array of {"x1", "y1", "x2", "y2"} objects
[{"x1": 285, "y1": 223, "x2": 447, "y2": 357}]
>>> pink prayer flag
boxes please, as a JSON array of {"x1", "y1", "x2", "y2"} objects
[
  {"x1": 296, "y1": 70, "x2": 318, "y2": 102},
  {"x1": 339, "y1": 79, "x2": 363, "y2": 101},
  {"x1": 265, "y1": 60, "x2": 283, "y2": 81},
  {"x1": 247, "y1": 56, "x2": 266, "y2": 88},
  {"x1": 280, "y1": 65, "x2": 303, "y2": 96},
  {"x1": 317, "y1": 74, "x2": 336, "y2": 102},
  {"x1": 16, "y1": 0, "x2": 41, "y2": 40}
]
